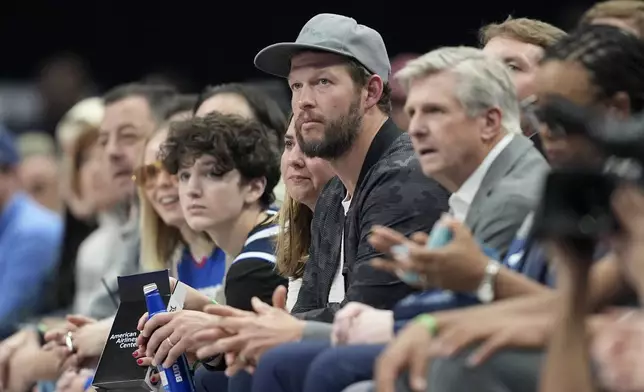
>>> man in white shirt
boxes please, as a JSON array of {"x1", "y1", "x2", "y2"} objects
[{"x1": 398, "y1": 46, "x2": 549, "y2": 256}]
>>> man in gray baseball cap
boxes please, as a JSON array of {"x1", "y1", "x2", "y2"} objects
[
  {"x1": 254, "y1": 13, "x2": 395, "y2": 161},
  {"x1": 248, "y1": 12, "x2": 448, "y2": 327}
]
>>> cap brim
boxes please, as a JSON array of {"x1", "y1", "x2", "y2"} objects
[{"x1": 254, "y1": 42, "x2": 350, "y2": 79}]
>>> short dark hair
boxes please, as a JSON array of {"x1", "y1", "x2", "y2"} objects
[
  {"x1": 344, "y1": 58, "x2": 392, "y2": 115},
  {"x1": 195, "y1": 83, "x2": 287, "y2": 149},
  {"x1": 161, "y1": 112, "x2": 281, "y2": 208},
  {"x1": 543, "y1": 24, "x2": 644, "y2": 112},
  {"x1": 103, "y1": 83, "x2": 178, "y2": 124},
  {"x1": 164, "y1": 94, "x2": 198, "y2": 120}
]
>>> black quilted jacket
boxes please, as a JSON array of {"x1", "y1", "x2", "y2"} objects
[{"x1": 292, "y1": 119, "x2": 450, "y2": 322}]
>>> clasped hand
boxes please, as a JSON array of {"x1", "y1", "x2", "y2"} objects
[
  {"x1": 43, "y1": 315, "x2": 104, "y2": 372},
  {"x1": 332, "y1": 302, "x2": 393, "y2": 346},
  {"x1": 135, "y1": 310, "x2": 220, "y2": 369},
  {"x1": 198, "y1": 286, "x2": 305, "y2": 376}
]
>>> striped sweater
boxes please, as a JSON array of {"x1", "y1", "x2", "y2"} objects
[{"x1": 223, "y1": 210, "x2": 287, "y2": 311}]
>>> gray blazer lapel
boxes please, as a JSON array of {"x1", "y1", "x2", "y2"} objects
[{"x1": 464, "y1": 135, "x2": 534, "y2": 229}]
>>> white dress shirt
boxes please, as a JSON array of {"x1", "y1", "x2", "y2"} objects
[
  {"x1": 449, "y1": 134, "x2": 515, "y2": 221},
  {"x1": 328, "y1": 194, "x2": 352, "y2": 303}
]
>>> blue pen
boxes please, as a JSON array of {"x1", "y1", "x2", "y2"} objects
[
  {"x1": 143, "y1": 283, "x2": 195, "y2": 392},
  {"x1": 83, "y1": 374, "x2": 94, "y2": 391}
]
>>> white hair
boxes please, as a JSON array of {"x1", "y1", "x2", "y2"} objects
[{"x1": 395, "y1": 46, "x2": 521, "y2": 134}]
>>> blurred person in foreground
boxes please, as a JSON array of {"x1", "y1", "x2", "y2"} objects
[
  {"x1": 0, "y1": 126, "x2": 63, "y2": 340},
  {"x1": 541, "y1": 184, "x2": 644, "y2": 392},
  {"x1": 373, "y1": 24, "x2": 644, "y2": 392},
  {"x1": 581, "y1": 0, "x2": 644, "y2": 37},
  {"x1": 16, "y1": 132, "x2": 61, "y2": 213}
]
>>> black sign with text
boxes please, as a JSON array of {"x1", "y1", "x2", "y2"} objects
[{"x1": 92, "y1": 270, "x2": 171, "y2": 391}]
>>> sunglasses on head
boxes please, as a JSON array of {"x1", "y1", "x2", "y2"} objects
[{"x1": 132, "y1": 161, "x2": 172, "y2": 187}]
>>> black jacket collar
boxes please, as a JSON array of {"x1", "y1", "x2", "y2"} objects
[{"x1": 356, "y1": 118, "x2": 402, "y2": 191}]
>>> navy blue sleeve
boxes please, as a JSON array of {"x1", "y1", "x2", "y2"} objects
[{"x1": 224, "y1": 259, "x2": 288, "y2": 311}]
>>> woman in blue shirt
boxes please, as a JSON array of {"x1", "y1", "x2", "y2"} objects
[{"x1": 135, "y1": 125, "x2": 226, "y2": 299}]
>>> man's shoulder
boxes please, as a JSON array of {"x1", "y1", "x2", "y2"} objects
[
  {"x1": 372, "y1": 133, "x2": 417, "y2": 173},
  {"x1": 479, "y1": 173, "x2": 542, "y2": 227},
  {"x1": 492, "y1": 146, "x2": 549, "y2": 204},
  {"x1": 513, "y1": 141, "x2": 549, "y2": 172},
  {"x1": 362, "y1": 134, "x2": 449, "y2": 202},
  {"x1": 315, "y1": 176, "x2": 345, "y2": 212},
  {"x1": 245, "y1": 220, "x2": 279, "y2": 247},
  {"x1": 12, "y1": 197, "x2": 63, "y2": 240},
  {"x1": 504, "y1": 137, "x2": 549, "y2": 177}
]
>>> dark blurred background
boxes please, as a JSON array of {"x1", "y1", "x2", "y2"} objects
[{"x1": 0, "y1": 0, "x2": 596, "y2": 135}]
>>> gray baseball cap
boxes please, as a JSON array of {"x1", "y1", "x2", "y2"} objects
[{"x1": 254, "y1": 13, "x2": 391, "y2": 82}]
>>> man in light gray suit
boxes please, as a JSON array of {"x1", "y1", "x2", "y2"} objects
[
  {"x1": 397, "y1": 46, "x2": 548, "y2": 257},
  {"x1": 331, "y1": 48, "x2": 550, "y2": 392}
]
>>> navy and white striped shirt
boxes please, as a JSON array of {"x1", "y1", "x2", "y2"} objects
[{"x1": 224, "y1": 210, "x2": 287, "y2": 311}]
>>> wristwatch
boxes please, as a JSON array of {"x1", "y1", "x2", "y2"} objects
[{"x1": 476, "y1": 259, "x2": 501, "y2": 303}]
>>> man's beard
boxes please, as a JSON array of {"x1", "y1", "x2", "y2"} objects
[{"x1": 295, "y1": 99, "x2": 363, "y2": 160}]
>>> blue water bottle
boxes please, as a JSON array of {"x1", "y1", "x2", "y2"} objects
[{"x1": 143, "y1": 283, "x2": 195, "y2": 392}]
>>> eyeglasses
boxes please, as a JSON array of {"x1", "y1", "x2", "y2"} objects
[{"x1": 132, "y1": 161, "x2": 172, "y2": 187}]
